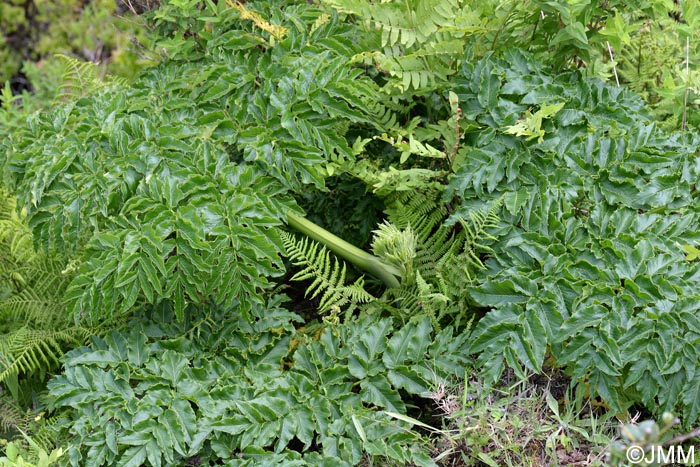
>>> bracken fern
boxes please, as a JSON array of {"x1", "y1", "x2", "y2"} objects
[{"x1": 282, "y1": 231, "x2": 374, "y2": 314}]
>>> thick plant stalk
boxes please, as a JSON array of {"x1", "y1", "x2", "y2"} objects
[{"x1": 286, "y1": 212, "x2": 402, "y2": 288}]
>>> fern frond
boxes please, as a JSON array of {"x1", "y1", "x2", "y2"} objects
[
  {"x1": 325, "y1": 0, "x2": 477, "y2": 91},
  {"x1": 456, "y1": 197, "x2": 502, "y2": 261},
  {"x1": 377, "y1": 191, "x2": 452, "y2": 286},
  {"x1": 0, "y1": 189, "x2": 121, "y2": 407},
  {"x1": 0, "y1": 401, "x2": 62, "y2": 457},
  {"x1": 370, "y1": 222, "x2": 416, "y2": 283},
  {"x1": 416, "y1": 227, "x2": 462, "y2": 281},
  {"x1": 0, "y1": 192, "x2": 34, "y2": 266},
  {"x1": 372, "y1": 191, "x2": 503, "y2": 325},
  {"x1": 0, "y1": 395, "x2": 27, "y2": 433},
  {"x1": 325, "y1": 0, "x2": 460, "y2": 48},
  {"x1": 384, "y1": 191, "x2": 447, "y2": 241},
  {"x1": 0, "y1": 326, "x2": 92, "y2": 384},
  {"x1": 384, "y1": 271, "x2": 448, "y2": 326},
  {"x1": 373, "y1": 39, "x2": 464, "y2": 90},
  {"x1": 53, "y1": 54, "x2": 125, "y2": 102},
  {"x1": 26, "y1": 414, "x2": 63, "y2": 454},
  {"x1": 435, "y1": 198, "x2": 503, "y2": 292},
  {"x1": 282, "y1": 231, "x2": 373, "y2": 313},
  {"x1": 0, "y1": 260, "x2": 70, "y2": 327}
]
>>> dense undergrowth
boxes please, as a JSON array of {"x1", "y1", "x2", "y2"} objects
[{"x1": 2, "y1": 0, "x2": 700, "y2": 466}]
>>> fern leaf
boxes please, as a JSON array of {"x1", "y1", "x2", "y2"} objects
[
  {"x1": 375, "y1": 191, "x2": 503, "y2": 324},
  {"x1": 324, "y1": 0, "x2": 471, "y2": 90},
  {"x1": 436, "y1": 198, "x2": 503, "y2": 292},
  {"x1": 370, "y1": 222, "x2": 416, "y2": 283},
  {"x1": 0, "y1": 327, "x2": 91, "y2": 384},
  {"x1": 0, "y1": 188, "x2": 123, "y2": 409},
  {"x1": 0, "y1": 396, "x2": 27, "y2": 433},
  {"x1": 53, "y1": 54, "x2": 125, "y2": 102},
  {"x1": 282, "y1": 232, "x2": 373, "y2": 313},
  {"x1": 325, "y1": 0, "x2": 459, "y2": 48}
]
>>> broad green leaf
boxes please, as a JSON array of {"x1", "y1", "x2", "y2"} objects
[
  {"x1": 145, "y1": 439, "x2": 161, "y2": 467},
  {"x1": 551, "y1": 22, "x2": 588, "y2": 49},
  {"x1": 127, "y1": 332, "x2": 148, "y2": 367},
  {"x1": 469, "y1": 280, "x2": 530, "y2": 306},
  {"x1": 360, "y1": 376, "x2": 404, "y2": 413},
  {"x1": 383, "y1": 317, "x2": 432, "y2": 368},
  {"x1": 159, "y1": 350, "x2": 189, "y2": 385},
  {"x1": 117, "y1": 445, "x2": 147, "y2": 467},
  {"x1": 67, "y1": 350, "x2": 120, "y2": 367}
]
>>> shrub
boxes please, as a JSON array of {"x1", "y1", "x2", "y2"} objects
[{"x1": 48, "y1": 300, "x2": 470, "y2": 467}]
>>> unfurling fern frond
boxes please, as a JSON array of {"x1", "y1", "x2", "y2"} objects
[
  {"x1": 282, "y1": 232, "x2": 374, "y2": 313},
  {"x1": 375, "y1": 192, "x2": 503, "y2": 322},
  {"x1": 370, "y1": 222, "x2": 416, "y2": 283},
  {"x1": 381, "y1": 191, "x2": 457, "y2": 284}
]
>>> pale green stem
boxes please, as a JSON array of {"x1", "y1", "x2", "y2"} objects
[{"x1": 286, "y1": 212, "x2": 402, "y2": 289}]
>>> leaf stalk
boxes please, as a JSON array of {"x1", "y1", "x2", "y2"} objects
[{"x1": 286, "y1": 212, "x2": 402, "y2": 288}]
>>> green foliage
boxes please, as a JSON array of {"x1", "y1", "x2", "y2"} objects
[
  {"x1": 0, "y1": 85, "x2": 33, "y2": 174},
  {"x1": 377, "y1": 192, "x2": 502, "y2": 322},
  {"x1": 0, "y1": 1, "x2": 26, "y2": 83},
  {"x1": 324, "y1": 0, "x2": 476, "y2": 91},
  {"x1": 476, "y1": 0, "x2": 661, "y2": 69},
  {"x1": 0, "y1": 0, "x2": 149, "y2": 84},
  {"x1": 0, "y1": 432, "x2": 64, "y2": 467},
  {"x1": 322, "y1": 0, "x2": 485, "y2": 93},
  {"x1": 0, "y1": 187, "x2": 121, "y2": 450},
  {"x1": 503, "y1": 101, "x2": 565, "y2": 143},
  {"x1": 446, "y1": 49, "x2": 700, "y2": 425},
  {"x1": 430, "y1": 375, "x2": 614, "y2": 466},
  {"x1": 680, "y1": 242, "x2": 700, "y2": 261},
  {"x1": 9, "y1": 0, "x2": 700, "y2": 464},
  {"x1": 47, "y1": 299, "x2": 470, "y2": 467},
  {"x1": 319, "y1": 0, "x2": 700, "y2": 130},
  {"x1": 611, "y1": 3, "x2": 700, "y2": 130},
  {"x1": 282, "y1": 232, "x2": 374, "y2": 313},
  {"x1": 284, "y1": 188, "x2": 502, "y2": 326},
  {"x1": 0, "y1": 189, "x2": 80, "y2": 399},
  {"x1": 5, "y1": 0, "x2": 392, "y2": 323},
  {"x1": 479, "y1": 0, "x2": 700, "y2": 130},
  {"x1": 52, "y1": 54, "x2": 128, "y2": 103}
]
